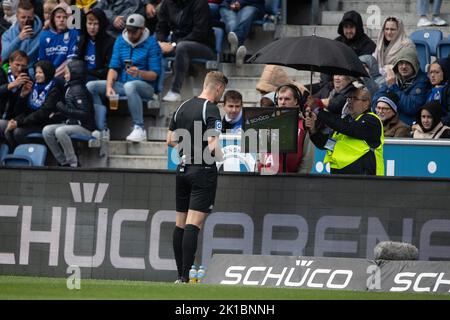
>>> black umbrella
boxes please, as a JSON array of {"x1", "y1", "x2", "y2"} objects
[{"x1": 248, "y1": 35, "x2": 369, "y2": 92}]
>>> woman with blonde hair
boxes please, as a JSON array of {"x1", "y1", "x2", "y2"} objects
[{"x1": 373, "y1": 16, "x2": 415, "y2": 79}]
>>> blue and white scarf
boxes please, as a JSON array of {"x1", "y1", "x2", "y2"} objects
[
  {"x1": 29, "y1": 80, "x2": 55, "y2": 110},
  {"x1": 7, "y1": 67, "x2": 17, "y2": 93}
]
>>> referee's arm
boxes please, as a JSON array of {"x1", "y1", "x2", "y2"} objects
[
  {"x1": 166, "y1": 130, "x2": 177, "y2": 148},
  {"x1": 208, "y1": 135, "x2": 223, "y2": 162}
]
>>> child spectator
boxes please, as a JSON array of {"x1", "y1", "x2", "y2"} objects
[
  {"x1": 42, "y1": 0, "x2": 58, "y2": 30},
  {"x1": 43, "y1": 59, "x2": 95, "y2": 167}
]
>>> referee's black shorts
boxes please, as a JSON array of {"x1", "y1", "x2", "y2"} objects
[{"x1": 175, "y1": 164, "x2": 218, "y2": 214}]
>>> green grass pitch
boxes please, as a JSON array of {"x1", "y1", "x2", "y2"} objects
[{"x1": 0, "y1": 276, "x2": 449, "y2": 300}]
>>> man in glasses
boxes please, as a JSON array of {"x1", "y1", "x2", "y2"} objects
[
  {"x1": 87, "y1": 13, "x2": 162, "y2": 142},
  {"x1": 305, "y1": 87, "x2": 385, "y2": 176}
]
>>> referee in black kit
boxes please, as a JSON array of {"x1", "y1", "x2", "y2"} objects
[{"x1": 166, "y1": 71, "x2": 228, "y2": 283}]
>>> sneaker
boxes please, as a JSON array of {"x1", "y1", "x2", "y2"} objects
[
  {"x1": 417, "y1": 16, "x2": 433, "y2": 27},
  {"x1": 235, "y1": 45, "x2": 247, "y2": 68},
  {"x1": 162, "y1": 90, "x2": 181, "y2": 102},
  {"x1": 174, "y1": 277, "x2": 187, "y2": 284},
  {"x1": 227, "y1": 31, "x2": 238, "y2": 54},
  {"x1": 432, "y1": 16, "x2": 448, "y2": 26},
  {"x1": 126, "y1": 125, "x2": 147, "y2": 142}
]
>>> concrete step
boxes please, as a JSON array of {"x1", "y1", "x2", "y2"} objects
[
  {"x1": 108, "y1": 141, "x2": 167, "y2": 156},
  {"x1": 148, "y1": 126, "x2": 169, "y2": 141},
  {"x1": 341, "y1": 0, "x2": 450, "y2": 13},
  {"x1": 108, "y1": 155, "x2": 167, "y2": 170},
  {"x1": 322, "y1": 11, "x2": 450, "y2": 28}
]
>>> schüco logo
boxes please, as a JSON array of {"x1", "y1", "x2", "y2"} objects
[{"x1": 220, "y1": 260, "x2": 354, "y2": 289}]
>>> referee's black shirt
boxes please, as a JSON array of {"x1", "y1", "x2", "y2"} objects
[{"x1": 169, "y1": 97, "x2": 222, "y2": 165}]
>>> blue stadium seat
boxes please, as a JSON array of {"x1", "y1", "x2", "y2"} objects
[
  {"x1": 191, "y1": 27, "x2": 224, "y2": 70},
  {"x1": 410, "y1": 29, "x2": 443, "y2": 56},
  {"x1": 2, "y1": 144, "x2": 47, "y2": 167},
  {"x1": 437, "y1": 39, "x2": 450, "y2": 59},
  {"x1": 411, "y1": 39, "x2": 431, "y2": 73},
  {"x1": 0, "y1": 143, "x2": 9, "y2": 163}
]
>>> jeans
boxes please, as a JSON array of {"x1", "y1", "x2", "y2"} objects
[
  {"x1": 86, "y1": 80, "x2": 154, "y2": 128},
  {"x1": 417, "y1": 0, "x2": 443, "y2": 16},
  {"x1": 220, "y1": 5, "x2": 263, "y2": 46},
  {"x1": 171, "y1": 41, "x2": 215, "y2": 93},
  {"x1": 4, "y1": 126, "x2": 42, "y2": 149},
  {"x1": 43, "y1": 123, "x2": 92, "y2": 166}
]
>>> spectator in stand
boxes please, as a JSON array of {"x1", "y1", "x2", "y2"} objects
[
  {"x1": 359, "y1": 55, "x2": 385, "y2": 95},
  {"x1": 87, "y1": 14, "x2": 162, "y2": 142},
  {"x1": 375, "y1": 92, "x2": 410, "y2": 138},
  {"x1": 412, "y1": 100, "x2": 450, "y2": 139},
  {"x1": 305, "y1": 87, "x2": 385, "y2": 175},
  {"x1": 259, "y1": 91, "x2": 275, "y2": 107},
  {"x1": 1, "y1": 0, "x2": 43, "y2": 70},
  {"x1": 311, "y1": 75, "x2": 356, "y2": 115},
  {"x1": 259, "y1": 84, "x2": 314, "y2": 174},
  {"x1": 43, "y1": 59, "x2": 95, "y2": 167},
  {"x1": 416, "y1": 0, "x2": 447, "y2": 27},
  {"x1": 142, "y1": 0, "x2": 160, "y2": 35},
  {"x1": 426, "y1": 58, "x2": 450, "y2": 126},
  {"x1": 3, "y1": 60, "x2": 63, "y2": 148},
  {"x1": 318, "y1": 10, "x2": 376, "y2": 90},
  {"x1": 42, "y1": 0, "x2": 58, "y2": 30},
  {"x1": 95, "y1": 0, "x2": 145, "y2": 35},
  {"x1": 2, "y1": 0, "x2": 19, "y2": 26},
  {"x1": 336, "y1": 10, "x2": 376, "y2": 56},
  {"x1": 372, "y1": 46, "x2": 431, "y2": 126},
  {"x1": 156, "y1": 0, "x2": 215, "y2": 102},
  {"x1": 221, "y1": 89, "x2": 243, "y2": 134},
  {"x1": 38, "y1": 2, "x2": 79, "y2": 77},
  {"x1": 220, "y1": 0, "x2": 265, "y2": 67},
  {"x1": 0, "y1": 50, "x2": 32, "y2": 139},
  {"x1": 78, "y1": 8, "x2": 114, "y2": 81},
  {"x1": 373, "y1": 16, "x2": 415, "y2": 79},
  {"x1": 208, "y1": 0, "x2": 224, "y2": 29}
]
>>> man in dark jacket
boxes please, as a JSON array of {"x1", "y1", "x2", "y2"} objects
[
  {"x1": 156, "y1": 0, "x2": 215, "y2": 102},
  {"x1": 305, "y1": 87, "x2": 385, "y2": 176},
  {"x1": 4, "y1": 60, "x2": 63, "y2": 148},
  {"x1": 95, "y1": 0, "x2": 145, "y2": 35},
  {"x1": 0, "y1": 50, "x2": 32, "y2": 140},
  {"x1": 319, "y1": 10, "x2": 376, "y2": 89},
  {"x1": 42, "y1": 59, "x2": 95, "y2": 167},
  {"x1": 78, "y1": 8, "x2": 115, "y2": 81}
]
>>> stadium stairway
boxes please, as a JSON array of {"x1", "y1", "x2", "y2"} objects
[{"x1": 102, "y1": 0, "x2": 449, "y2": 170}]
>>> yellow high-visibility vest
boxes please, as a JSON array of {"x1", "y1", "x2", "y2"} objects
[{"x1": 324, "y1": 112, "x2": 384, "y2": 175}]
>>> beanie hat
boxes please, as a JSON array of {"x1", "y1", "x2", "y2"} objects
[{"x1": 377, "y1": 92, "x2": 399, "y2": 114}]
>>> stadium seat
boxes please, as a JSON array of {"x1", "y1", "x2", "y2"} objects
[
  {"x1": 0, "y1": 143, "x2": 9, "y2": 163},
  {"x1": 2, "y1": 144, "x2": 47, "y2": 167},
  {"x1": 69, "y1": 103, "x2": 107, "y2": 145},
  {"x1": 437, "y1": 39, "x2": 450, "y2": 59},
  {"x1": 411, "y1": 39, "x2": 431, "y2": 73},
  {"x1": 410, "y1": 29, "x2": 442, "y2": 56}
]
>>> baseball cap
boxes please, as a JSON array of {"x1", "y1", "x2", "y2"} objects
[{"x1": 126, "y1": 14, "x2": 145, "y2": 29}]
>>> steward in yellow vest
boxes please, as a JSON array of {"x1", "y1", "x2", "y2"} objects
[{"x1": 305, "y1": 87, "x2": 384, "y2": 175}]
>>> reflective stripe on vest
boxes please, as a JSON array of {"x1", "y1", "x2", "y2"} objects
[{"x1": 323, "y1": 112, "x2": 385, "y2": 175}]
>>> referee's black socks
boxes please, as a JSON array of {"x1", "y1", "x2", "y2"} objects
[
  {"x1": 173, "y1": 226, "x2": 185, "y2": 279},
  {"x1": 182, "y1": 224, "x2": 200, "y2": 280}
]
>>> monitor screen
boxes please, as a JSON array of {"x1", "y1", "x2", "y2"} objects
[{"x1": 242, "y1": 107, "x2": 299, "y2": 153}]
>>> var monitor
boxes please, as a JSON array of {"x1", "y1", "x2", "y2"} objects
[{"x1": 242, "y1": 107, "x2": 299, "y2": 153}]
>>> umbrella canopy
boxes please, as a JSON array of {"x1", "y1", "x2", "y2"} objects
[{"x1": 248, "y1": 35, "x2": 369, "y2": 78}]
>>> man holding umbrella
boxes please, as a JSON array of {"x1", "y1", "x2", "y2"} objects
[{"x1": 304, "y1": 87, "x2": 384, "y2": 175}]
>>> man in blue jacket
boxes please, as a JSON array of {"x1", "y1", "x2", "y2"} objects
[
  {"x1": 1, "y1": 0, "x2": 43, "y2": 69},
  {"x1": 87, "y1": 13, "x2": 162, "y2": 142},
  {"x1": 372, "y1": 47, "x2": 431, "y2": 125}
]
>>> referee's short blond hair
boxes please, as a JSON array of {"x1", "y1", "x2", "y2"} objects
[{"x1": 204, "y1": 71, "x2": 228, "y2": 89}]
